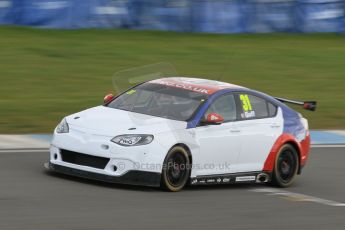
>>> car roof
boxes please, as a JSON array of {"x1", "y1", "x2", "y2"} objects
[{"x1": 148, "y1": 77, "x2": 245, "y2": 95}]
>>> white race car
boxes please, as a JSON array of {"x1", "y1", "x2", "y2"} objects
[{"x1": 46, "y1": 77, "x2": 315, "y2": 191}]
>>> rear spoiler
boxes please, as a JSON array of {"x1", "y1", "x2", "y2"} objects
[{"x1": 274, "y1": 97, "x2": 317, "y2": 111}]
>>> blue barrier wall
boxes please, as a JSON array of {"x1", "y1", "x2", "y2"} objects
[
  {"x1": 0, "y1": 0, "x2": 344, "y2": 33},
  {"x1": 10, "y1": 0, "x2": 130, "y2": 28},
  {"x1": 247, "y1": 0, "x2": 297, "y2": 33},
  {"x1": 0, "y1": 0, "x2": 13, "y2": 24},
  {"x1": 129, "y1": 0, "x2": 192, "y2": 31},
  {"x1": 191, "y1": 0, "x2": 248, "y2": 33},
  {"x1": 296, "y1": 0, "x2": 345, "y2": 32}
]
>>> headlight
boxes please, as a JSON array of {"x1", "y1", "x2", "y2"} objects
[
  {"x1": 111, "y1": 134, "x2": 154, "y2": 147},
  {"x1": 56, "y1": 118, "x2": 69, "y2": 133}
]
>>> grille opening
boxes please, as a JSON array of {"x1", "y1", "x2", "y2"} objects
[{"x1": 60, "y1": 149, "x2": 110, "y2": 169}]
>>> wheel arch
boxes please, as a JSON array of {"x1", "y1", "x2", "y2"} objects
[
  {"x1": 170, "y1": 143, "x2": 193, "y2": 165},
  {"x1": 263, "y1": 133, "x2": 303, "y2": 174},
  {"x1": 283, "y1": 141, "x2": 302, "y2": 175}
]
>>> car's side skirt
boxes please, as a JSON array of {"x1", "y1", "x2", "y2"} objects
[{"x1": 190, "y1": 171, "x2": 272, "y2": 186}]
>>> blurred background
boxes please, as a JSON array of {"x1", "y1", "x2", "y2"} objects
[
  {"x1": 0, "y1": 0, "x2": 344, "y2": 133},
  {"x1": 1, "y1": 0, "x2": 345, "y2": 32}
]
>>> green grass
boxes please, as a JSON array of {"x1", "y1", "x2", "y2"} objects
[{"x1": 0, "y1": 26, "x2": 344, "y2": 133}]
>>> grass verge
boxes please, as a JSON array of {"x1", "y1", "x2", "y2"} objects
[{"x1": 0, "y1": 26, "x2": 344, "y2": 133}]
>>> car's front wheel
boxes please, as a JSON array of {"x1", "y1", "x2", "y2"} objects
[
  {"x1": 161, "y1": 146, "x2": 191, "y2": 192},
  {"x1": 271, "y1": 144, "x2": 299, "y2": 187}
]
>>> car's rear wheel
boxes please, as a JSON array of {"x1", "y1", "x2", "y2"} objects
[
  {"x1": 271, "y1": 144, "x2": 299, "y2": 187},
  {"x1": 161, "y1": 146, "x2": 190, "y2": 192}
]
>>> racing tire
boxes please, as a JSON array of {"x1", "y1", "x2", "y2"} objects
[
  {"x1": 161, "y1": 146, "x2": 191, "y2": 192},
  {"x1": 271, "y1": 144, "x2": 299, "y2": 188}
]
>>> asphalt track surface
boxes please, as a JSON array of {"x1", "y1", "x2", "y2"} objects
[{"x1": 0, "y1": 147, "x2": 345, "y2": 230}]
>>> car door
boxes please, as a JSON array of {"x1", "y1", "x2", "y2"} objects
[
  {"x1": 233, "y1": 93, "x2": 283, "y2": 173},
  {"x1": 194, "y1": 93, "x2": 241, "y2": 176}
]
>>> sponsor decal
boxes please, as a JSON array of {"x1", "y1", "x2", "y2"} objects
[
  {"x1": 222, "y1": 178, "x2": 230, "y2": 183},
  {"x1": 206, "y1": 178, "x2": 216, "y2": 183},
  {"x1": 235, "y1": 176, "x2": 256, "y2": 182},
  {"x1": 149, "y1": 78, "x2": 240, "y2": 95},
  {"x1": 193, "y1": 175, "x2": 258, "y2": 185},
  {"x1": 199, "y1": 179, "x2": 206, "y2": 184},
  {"x1": 242, "y1": 111, "x2": 255, "y2": 119},
  {"x1": 193, "y1": 177, "x2": 230, "y2": 185},
  {"x1": 239, "y1": 94, "x2": 256, "y2": 118},
  {"x1": 151, "y1": 79, "x2": 211, "y2": 94}
]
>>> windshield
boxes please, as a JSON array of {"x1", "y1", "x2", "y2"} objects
[{"x1": 107, "y1": 83, "x2": 208, "y2": 121}]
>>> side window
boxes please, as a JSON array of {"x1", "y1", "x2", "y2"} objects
[
  {"x1": 268, "y1": 102, "x2": 277, "y2": 117},
  {"x1": 238, "y1": 94, "x2": 273, "y2": 119},
  {"x1": 204, "y1": 94, "x2": 237, "y2": 122}
]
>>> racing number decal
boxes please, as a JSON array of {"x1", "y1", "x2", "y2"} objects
[
  {"x1": 240, "y1": 94, "x2": 252, "y2": 112},
  {"x1": 239, "y1": 94, "x2": 255, "y2": 119}
]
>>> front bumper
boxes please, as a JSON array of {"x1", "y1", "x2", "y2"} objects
[
  {"x1": 48, "y1": 126, "x2": 175, "y2": 187},
  {"x1": 45, "y1": 162, "x2": 161, "y2": 187}
]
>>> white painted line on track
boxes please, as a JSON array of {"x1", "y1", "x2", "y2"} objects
[
  {"x1": 250, "y1": 188, "x2": 345, "y2": 207},
  {"x1": 311, "y1": 144, "x2": 345, "y2": 148},
  {"x1": 0, "y1": 149, "x2": 49, "y2": 154}
]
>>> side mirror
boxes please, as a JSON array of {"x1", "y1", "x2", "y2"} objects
[
  {"x1": 203, "y1": 113, "x2": 224, "y2": 125},
  {"x1": 104, "y1": 94, "x2": 114, "y2": 104}
]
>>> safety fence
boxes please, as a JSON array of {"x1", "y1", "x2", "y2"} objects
[{"x1": 0, "y1": 0, "x2": 344, "y2": 33}]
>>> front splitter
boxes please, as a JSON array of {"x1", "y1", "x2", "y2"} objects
[{"x1": 45, "y1": 162, "x2": 161, "y2": 187}]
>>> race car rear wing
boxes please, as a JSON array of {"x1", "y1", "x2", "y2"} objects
[{"x1": 274, "y1": 97, "x2": 317, "y2": 111}]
